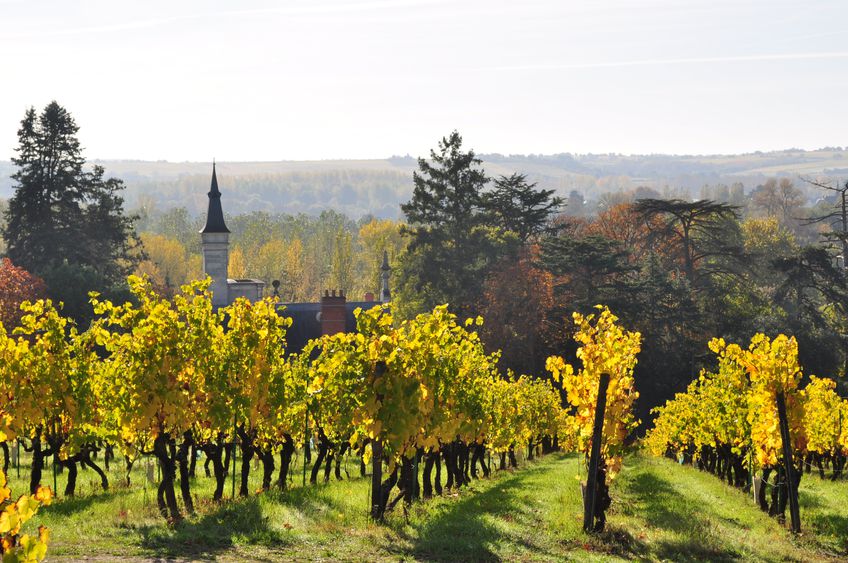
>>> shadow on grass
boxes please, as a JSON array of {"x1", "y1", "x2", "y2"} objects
[
  {"x1": 268, "y1": 478, "x2": 364, "y2": 514},
  {"x1": 403, "y1": 459, "x2": 565, "y2": 562},
  {"x1": 619, "y1": 467, "x2": 741, "y2": 562},
  {"x1": 808, "y1": 513, "x2": 848, "y2": 555},
  {"x1": 134, "y1": 480, "x2": 364, "y2": 560},
  {"x1": 798, "y1": 488, "x2": 824, "y2": 509},
  {"x1": 628, "y1": 472, "x2": 702, "y2": 533},
  {"x1": 653, "y1": 540, "x2": 743, "y2": 563},
  {"x1": 585, "y1": 526, "x2": 650, "y2": 561},
  {"x1": 136, "y1": 497, "x2": 289, "y2": 560},
  {"x1": 42, "y1": 487, "x2": 128, "y2": 517}
]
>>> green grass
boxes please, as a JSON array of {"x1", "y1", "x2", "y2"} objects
[
  {"x1": 607, "y1": 454, "x2": 848, "y2": 562},
  {"x1": 6, "y1": 450, "x2": 848, "y2": 561}
]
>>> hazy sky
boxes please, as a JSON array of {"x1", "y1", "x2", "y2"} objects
[{"x1": 2, "y1": 0, "x2": 846, "y2": 161}]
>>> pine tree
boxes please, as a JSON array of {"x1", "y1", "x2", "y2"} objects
[
  {"x1": 397, "y1": 131, "x2": 518, "y2": 317},
  {"x1": 5, "y1": 104, "x2": 86, "y2": 273},
  {"x1": 2, "y1": 102, "x2": 139, "y2": 318},
  {"x1": 484, "y1": 173, "x2": 563, "y2": 242},
  {"x1": 539, "y1": 233, "x2": 635, "y2": 313},
  {"x1": 402, "y1": 131, "x2": 489, "y2": 244}
]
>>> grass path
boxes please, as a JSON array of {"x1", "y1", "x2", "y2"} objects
[
  {"x1": 607, "y1": 454, "x2": 847, "y2": 562},
  {"x1": 10, "y1": 451, "x2": 848, "y2": 561}
]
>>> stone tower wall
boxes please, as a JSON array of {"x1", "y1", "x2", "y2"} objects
[{"x1": 202, "y1": 231, "x2": 230, "y2": 308}]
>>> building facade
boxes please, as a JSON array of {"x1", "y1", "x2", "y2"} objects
[{"x1": 200, "y1": 164, "x2": 391, "y2": 348}]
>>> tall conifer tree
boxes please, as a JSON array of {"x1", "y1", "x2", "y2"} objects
[
  {"x1": 397, "y1": 131, "x2": 518, "y2": 317},
  {"x1": 3, "y1": 102, "x2": 139, "y2": 319}
]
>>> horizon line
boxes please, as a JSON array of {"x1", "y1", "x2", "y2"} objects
[{"x1": 0, "y1": 145, "x2": 838, "y2": 164}]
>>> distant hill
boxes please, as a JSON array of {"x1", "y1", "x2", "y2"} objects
[{"x1": 1, "y1": 149, "x2": 846, "y2": 219}]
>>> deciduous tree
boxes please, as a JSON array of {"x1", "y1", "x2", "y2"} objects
[
  {"x1": 479, "y1": 250, "x2": 554, "y2": 376},
  {"x1": 633, "y1": 199, "x2": 743, "y2": 288},
  {"x1": 0, "y1": 258, "x2": 47, "y2": 329},
  {"x1": 358, "y1": 218, "x2": 405, "y2": 293}
]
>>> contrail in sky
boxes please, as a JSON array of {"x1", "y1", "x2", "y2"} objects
[
  {"x1": 0, "y1": 0, "x2": 451, "y2": 39},
  {"x1": 486, "y1": 51, "x2": 848, "y2": 71}
]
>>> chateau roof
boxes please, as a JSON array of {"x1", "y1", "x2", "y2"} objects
[{"x1": 279, "y1": 301, "x2": 375, "y2": 354}]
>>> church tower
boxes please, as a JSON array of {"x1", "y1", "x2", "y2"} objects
[
  {"x1": 380, "y1": 250, "x2": 391, "y2": 303},
  {"x1": 200, "y1": 163, "x2": 230, "y2": 309}
]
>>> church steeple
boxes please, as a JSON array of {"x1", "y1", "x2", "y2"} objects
[
  {"x1": 200, "y1": 162, "x2": 230, "y2": 309},
  {"x1": 201, "y1": 162, "x2": 230, "y2": 233},
  {"x1": 380, "y1": 250, "x2": 391, "y2": 303}
]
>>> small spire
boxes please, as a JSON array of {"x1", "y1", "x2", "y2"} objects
[
  {"x1": 209, "y1": 161, "x2": 220, "y2": 195},
  {"x1": 380, "y1": 250, "x2": 391, "y2": 302},
  {"x1": 201, "y1": 161, "x2": 229, "y2": 233}
]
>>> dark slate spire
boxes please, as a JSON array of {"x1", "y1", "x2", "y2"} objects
[
  {"x1": 380, "y1": 250, "x2": 391, "y2": 302},
  {"x1": 201, "y1": 162, "x2": 230, "y2": 233}
]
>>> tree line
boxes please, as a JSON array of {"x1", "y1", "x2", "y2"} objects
[
  {"x1": 1, "y1": 103, "x2": 847, "y2": 422},
  {"x1": 392, "y1": 132, "x2": 848, "y2": 421}
]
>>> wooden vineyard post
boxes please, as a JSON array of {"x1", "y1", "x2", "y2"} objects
[
  {"x1": 144, "y1": 456, "x2": 150, "y2": 507},
  {"x1": 413, "y1": 453, "x2": 420, "y2": 500},
  {"x1": 302, "y1": 404, "x2": 309, "y2": 488},
  {"x1": 370, "y1": 361, "x2": 387, "y2": 520},
  {"x1": 370, "y1": 438, "x2": 383, "y2": 520},
  {"x1": 749, "y1": 448, "x2": 754, "y2": 502},
  {"x1": 583, "y1": 372, "x2": 610, "y2": 533},
  {"x1": 776, "y1": 391, "x2": 801, "y2": 533},
  {"x1": 231, "y1": 415, "x2": 237, "y2": 500}
]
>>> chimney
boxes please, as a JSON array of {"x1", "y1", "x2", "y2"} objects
[
  {"x1": 321, "y1": 289, "x2": 347, "y2": 335},
  {"x1": 364, "y1": 292, "x2": 375, "y2": 302}
]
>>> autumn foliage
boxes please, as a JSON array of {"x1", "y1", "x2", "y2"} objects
[
  {"x1": 479, "y1": 248, "x2": 554, "y2": 376},
  {"x1": 0, "y1": 259, "x2": 47, "y2": 329}
]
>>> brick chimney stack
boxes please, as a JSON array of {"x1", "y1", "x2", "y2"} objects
[{"x1": 321, "y1": 289, "x2": 347, "y2": 335}]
